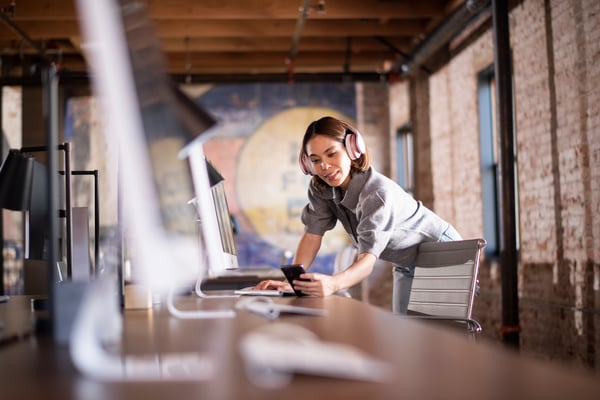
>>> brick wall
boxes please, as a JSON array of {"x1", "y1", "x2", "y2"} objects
[
  {"x1": 387, "y1": 0, "x2": 599, "y2": 372},
  {"x1": 356, "y1": 82, "x2": 395, "y2": 310},
  {"x1": 410, "y1": 72, "x2": 434, "y2": 206},
  {"x1": 512, "y1": 0, "x2": 600, "y2": 371},
  {"x1": 422, "y1": 33, "x2": 503, "y2": 347},
  {"x1": 356, "y1": 82, "x2": 392, "y2": 175}
]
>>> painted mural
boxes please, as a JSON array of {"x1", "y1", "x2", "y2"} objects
[{"x1": 192, "y1": 83, "x2": 357, "y2": 273}]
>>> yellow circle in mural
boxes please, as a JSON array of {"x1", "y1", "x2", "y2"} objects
[{"x1": 236, "y1": 107, "x2": 352, "y2": 254}]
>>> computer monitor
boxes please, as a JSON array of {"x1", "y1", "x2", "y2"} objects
[
  {"x1": 210, "y1": 180, "x2": 238, "y2": 271},
  {"x1": 24, "y1": 159, "x2": 64, "y2": 263},
  {"x1": 189, "y1": 161, "x2": 239, "y2": 276},
  {"x1": 25, "y1": 159, "x2": 49, "y2": 260}
]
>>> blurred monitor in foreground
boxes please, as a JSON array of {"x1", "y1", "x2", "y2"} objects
[
  {"x1": 70, "y1": 0, "x2": 236, "y2": 382},
  {"x1": 77, "y1": 0, "x2": 224, "y2": 295}
]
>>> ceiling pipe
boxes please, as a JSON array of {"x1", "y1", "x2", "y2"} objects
[
  {"x1": 343, "y1": 37, "x2": 352, "y2": 75},
  {"x1": 287, "y1": 0, "x2": 326, "y2": 82},
  {"x1": 375, "y1": 35, "x2": 412, "y2": 62},
  {"x1": 286, "y1": 0, "x2": 312, "y2": 81},
  {"x1": 288, "y1": 0, "x2": 312, "y2": 64},
  {"x1": 0, "y1": 11, "x2": 47, "y2": 58},
  {"x1": 393, "y1": 0, "x2": 491, "y2": 77}
]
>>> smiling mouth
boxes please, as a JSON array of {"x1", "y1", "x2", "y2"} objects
[{"x1": 323, "y1": 171, "x2": 338, "y2": 181}]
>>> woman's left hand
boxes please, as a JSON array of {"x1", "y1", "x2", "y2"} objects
[{"x1": 292, "y1": 272, "x2": 338, "y2": 297}]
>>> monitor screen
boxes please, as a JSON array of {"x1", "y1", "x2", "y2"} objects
[
  {"x1": 189, "y1": 161, "x2": 239, "y2": 276},
  {"x1": 211, "y1": 181, "x2": 238, "y2": 270},
  {"x1": 25, "y1": 159, "x2": 49, "y2": 260},
  {"x1": 25, "y1": 159, "x2": 63, "y2": 262}
]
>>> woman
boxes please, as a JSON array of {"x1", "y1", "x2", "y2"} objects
[{"x1": 256, "y1": 116, "x2": 462, "y2": 313}]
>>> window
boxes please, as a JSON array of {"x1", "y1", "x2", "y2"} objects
[
  {"x1": 477, "y1": 67, "x2": 500, "y2": 257},
  {"x1": 396, "y1": 123, "x2": 414, "y2": 195}
]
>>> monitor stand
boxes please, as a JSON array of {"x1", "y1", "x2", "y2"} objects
[{"x1": 70, "y1": 274, "x2": 230, "y2": 381}]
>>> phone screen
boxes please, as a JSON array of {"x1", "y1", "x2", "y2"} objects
[{"x1": 280, "y1": 264, "x2": 309, "y2": 297}]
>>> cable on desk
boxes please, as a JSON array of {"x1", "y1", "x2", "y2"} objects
[
  {"x1": 235, "y1": 296, "x2": 280, "y2": 319},
  {"x1": 166, "y1": 286, "x2": 236, "y2": 319},
  {"x1": 193, "y1": 278, "x2": 240, "y2": 299}
]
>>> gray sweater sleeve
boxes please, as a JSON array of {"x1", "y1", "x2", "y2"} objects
[{"x1": 354, "y1": 174, "x2": 449, "y2": 262}]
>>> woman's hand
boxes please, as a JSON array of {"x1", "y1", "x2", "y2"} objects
[
  {"x1": 291, "y1": 272, "x2": 338, "y2": 297},
  {"x1": 254, "y1": 279, "x2": 292, "y2": 292},
  {"x1": 290, "y1": 252, "x2": 376, "y2": 297}
]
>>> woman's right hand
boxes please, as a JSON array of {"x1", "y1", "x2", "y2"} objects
[{"x1": 254, "y1": 279, "x2": 292, "y2": 291}]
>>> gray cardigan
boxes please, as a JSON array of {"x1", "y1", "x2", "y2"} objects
[{"x1": 301, "y1": 167, "x2": 452, "y2": 266}]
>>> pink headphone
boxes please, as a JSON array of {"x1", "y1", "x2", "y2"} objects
[{"x1": 299, "y1": 125, "x2": 366, "y2": 176}]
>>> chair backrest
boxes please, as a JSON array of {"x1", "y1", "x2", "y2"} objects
[
  {"x1": 407, "y1": 239, "x2": 486, "y2": 319},
  {"x1": 332, "y1": 245, "x2": 365, "y2": 299},
  {"x1": 333, "y1": 245, "x2": 359, "y2": 274}
]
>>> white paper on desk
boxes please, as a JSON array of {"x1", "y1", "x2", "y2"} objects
[{"x1": 239, "y1": 323, "x2": 394, "y2": 388}]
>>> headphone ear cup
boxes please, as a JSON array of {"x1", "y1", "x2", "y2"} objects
[
  {"x1": 344, "y1": 130, "x2": 366, "y2": 160},
  {"x1": 298, "y1": 152, "x2": 314, "y2": 175}
]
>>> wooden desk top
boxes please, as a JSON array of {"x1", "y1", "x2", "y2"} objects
[{"x1": 1, "y1": 294, "x2": 599, "y2": 399}]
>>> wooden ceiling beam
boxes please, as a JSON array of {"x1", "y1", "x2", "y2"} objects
[
  {"x1": 159, "y1": 36, "x2": 410, "y2": 52},
  {"x1": 0, "y1": 19, "x2": 426, "y2": 40},
  {"x1": 165, "y1": 63, "x2": 385, "y2": 75},
  {"x1": 165, "y1": 50, "x2": 395, "y2": 70},
  {"x1": 9, "y1": 0, "x2": 449, "y2": 21},
  {"x1": 154, "y1": 19, "x2": 427, "y2": 38},
  {"x1": 0, "y1": 0, "x2": 459, "y2": 79}
]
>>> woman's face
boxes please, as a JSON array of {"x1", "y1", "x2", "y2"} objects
[{"x1": 306, "y1": 134, "x2": 352, "y2": 190}]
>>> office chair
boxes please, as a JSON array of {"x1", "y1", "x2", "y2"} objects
[
  {"x1": 405, "y1": 238, "x2": 486, "y2": 339},
  {"x1": 332, "y1": 245, "x2": 366, "y2": 299}
]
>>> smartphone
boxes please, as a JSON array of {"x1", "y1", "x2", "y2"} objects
[{"x1": 280, "y1": 264, "x2": 310, "y2": 297}]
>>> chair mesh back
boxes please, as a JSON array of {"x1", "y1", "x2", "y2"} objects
[{"x1": 407, "y1": 239, "x2": 485, "y2": 319}]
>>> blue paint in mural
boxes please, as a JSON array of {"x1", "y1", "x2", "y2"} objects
[
  {"x1": 234, "y1": 231, "x2": 335, "y2": 274},
  {"x1": 197, "y1": 82, "x2": 356, "y2": 138},
  {"x1": 196, "y1": 83, "x2": 356, "y2": 274}
]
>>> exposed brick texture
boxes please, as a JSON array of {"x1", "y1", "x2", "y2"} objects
[
  {"x1": 356, "y1": 82, "x2": 392, "y2": 175},
  {"x1": 382, "y1": 0, "x2": 599, "y2": 373}
]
